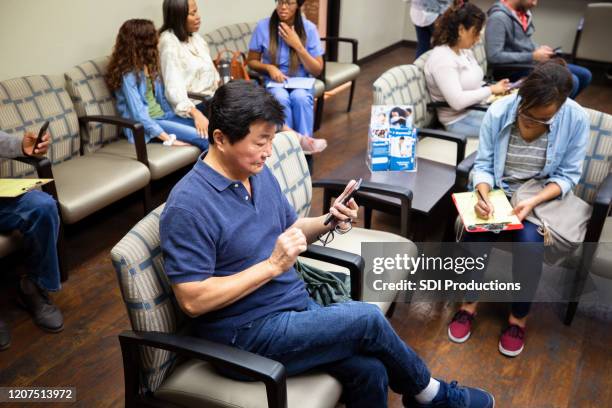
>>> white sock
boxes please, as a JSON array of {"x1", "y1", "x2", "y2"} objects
[{"x1": 414, "y1": 377, "x2": 441, "y2": 404}]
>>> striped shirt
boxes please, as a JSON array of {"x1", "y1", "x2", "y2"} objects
[{"x1": 502, "y1": 125, "x2": 548, "y2": 193}]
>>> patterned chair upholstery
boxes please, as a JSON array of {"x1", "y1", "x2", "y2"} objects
[
  {"x1": 64, "y1": 58, "x2": 201, "y2": 180},
  {"x1": 0, "y1": 75, "x2": 150, "y2": 224},
  {"x1": 110, "y1": 131, "x2": 416, "y2": 407}
]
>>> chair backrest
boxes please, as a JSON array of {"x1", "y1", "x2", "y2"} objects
[
  {"x1": 575, "y1": 3, "x2": 612, "y2": 63},
  {"x1": 65, "y1": 57, "x2": 121, "y2": 152},
  {"x1": 576, "y1": 108, "x2": 612, "y2": 203},
  {"x1": 203, "y1": 22, "x2": 257, "y2": 59},
  {"x1": 111, "y1": 203, "x2": 187, "y2": 394},
  {"x1": 0, "y1": 75, "x2": 80, "y2": 178},
  {"x1": 266, "y1": 131, "x2": 313, "y2": 217},
  {"x1": 110, "y1": 132, "x2": 310, "y2": 393},
  {"x1": 372, "y1": 65, "x2": 435, "y2": 128}
]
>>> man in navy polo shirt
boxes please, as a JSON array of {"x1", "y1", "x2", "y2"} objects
[{"x1": 160, "y1": 81, "x2": 493, "y2": 408}]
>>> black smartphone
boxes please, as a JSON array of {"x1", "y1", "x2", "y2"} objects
[
  {"x1": 553, "y1": 46, "x2": 563, "y2": 55},
  {"x1": 33, "y1": 121, "x2": 50, "y2": 154},
  {"x1": 323, "y1": 178, "x2": 363, "y2": 225}
]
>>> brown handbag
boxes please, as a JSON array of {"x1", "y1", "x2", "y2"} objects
[{"x1": 214, "y1": 49, "x2": 251, "y2": 82}]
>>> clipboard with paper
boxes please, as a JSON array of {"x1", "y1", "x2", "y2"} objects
[
  {"x1": 0, "y1": 179, "x2": 53, "y2": 198},
  {"x1": 452, "y1": 189, "x2": 523, "y2": 232}
]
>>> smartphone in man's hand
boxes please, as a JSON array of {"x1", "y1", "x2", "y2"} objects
[
  {"x1": 34, "y1": 121, "x2": 50, "y2": 153},
  {"x1": 323, "y1": 178, "x2": 362, "y2": 225}
]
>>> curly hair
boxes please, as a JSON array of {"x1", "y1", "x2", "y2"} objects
[
  {"x1": 432, "y1": 3, "x2": 485, "y2": 48},
  {"x1": 106, "y1": 19, "x2": 161, "y2": 91}
]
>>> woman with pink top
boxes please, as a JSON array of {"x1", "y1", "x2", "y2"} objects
[{"x1": 424, "y1": 3, "x2": 510, "y2": 138}]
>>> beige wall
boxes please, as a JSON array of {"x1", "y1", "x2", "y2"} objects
[
  {"x1": 403, "y1": 0, "x2": 587, "y2": 53},
  {"x1": 0, "y1": 0, "x2": 271, "y2": 81},
  {"x1": 338, "y1": 0, "x2": 408, "y2": 62}
]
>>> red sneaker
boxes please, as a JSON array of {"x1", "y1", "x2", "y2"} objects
[
  {"x1": 499, "y1": 324, "x2": 525, "y2": 357},
  {"x1": 448, "y1": 310, "x2": 475, "y2": 343}
]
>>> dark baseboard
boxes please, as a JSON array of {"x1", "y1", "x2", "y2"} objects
[{"x1": 357, "y1": 40, "x2": 416, "y2": 65}]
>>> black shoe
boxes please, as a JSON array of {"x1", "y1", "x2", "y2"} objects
[
  {"x1": 17, "y1": 277, "x2": 64, "y2": 333},
  {"x1": 0, "y1": 318, "x2": 10, "y2": 350}
]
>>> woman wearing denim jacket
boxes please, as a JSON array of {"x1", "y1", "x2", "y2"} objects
[
  {"x1": 106, "y1": 19, "x2": 208, "y2": 150},
  {"x1": 448, "y1": 60, "x2": 589, "y2": 357}
]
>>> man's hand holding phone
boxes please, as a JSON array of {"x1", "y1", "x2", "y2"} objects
[
  {"x1": 325, "y1": 179, "x2": 361, "y2": 230},
  {"x1": 22, "y1": 121, "x2": 50, "y2": 157}
]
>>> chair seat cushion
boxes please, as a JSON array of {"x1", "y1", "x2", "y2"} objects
[
  {"x1": 302, "y1": 227, "x2": 417, "y2": 313},
  {"x1": 0, "y1": 231, "x2": 21, "y2": 258},
  {"x1": 417, "y1": 136, "x2": 479, "y2": 166},
  {"x1": 155, "y1": 359, "x2": 342, "y2": 408},
  {"x1": 53, "y1": 154, "x2": 150, "y2": 224},
  {"x1": 96, "y1": 139, "x2": 200, "y2": 180},
  {"x1": 324, "y1": 62, "x2": 360, "y2": 91}
]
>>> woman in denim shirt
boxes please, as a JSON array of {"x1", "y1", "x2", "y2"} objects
[
  {"x1": 448, "y1": 61, "x2": 589, "y2": 357},
  {"x1": 106, "y1": 19, "x2": 208, "y2": 150}
]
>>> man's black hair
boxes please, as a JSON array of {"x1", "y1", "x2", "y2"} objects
[{"x1": 208, "y1": 81, "x2": 285, "y2": 145}]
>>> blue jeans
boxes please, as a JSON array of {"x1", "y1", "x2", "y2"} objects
[
  {"x1": 567, "y1": 63, "x2": 592, "y2": 99},
  {"x1": 156, "y1": 114, "x2": 209, "y2": 151},
  {"x1": 414, "y1": 24, "x2": 434, "y2": 59},
  {"x1": 462, "y1": 220, "x2": 544, "y2": 318},
  {"x1": 445, "y1": 110, "x2": 486, "y2": 138},
  {"x1": 0, "y1": 190, "x2": 61, "y2": 291},
  {"x1": 206, "y1": 299, "x2": 431, "y2": 408},
  {"x1": 267, "y1": 87, "x2": 314, "y2": 137}
]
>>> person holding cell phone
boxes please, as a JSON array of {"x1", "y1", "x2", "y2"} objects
[
  {"x1": 485, "y1": 0, "x2": 592, "y2": 98},
  {"x1": 160, "y1": 81, "x2": 495, "y2": 408},
  {"x1": 0, "y1": 128, "x2": 64, "y2": 351},
  {"x1": 448, "y1": 61, "x2": 589, "y2": 357},
  {"x1": 424, "y1": 3, "x2": 510, "y2": 139}
]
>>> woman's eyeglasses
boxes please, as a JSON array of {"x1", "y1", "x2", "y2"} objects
[
  {"x1": 276, "y1": 0, "x2": 298, "y2": 6},
  {"x1": 518, "y1": 111, "x2": 555, "y2": 127}
]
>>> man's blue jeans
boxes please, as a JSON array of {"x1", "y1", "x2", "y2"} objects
[
  {"x1": 206, "y1": 299, "x2": 431, "y2": 408},
  {"x1": 0, "y1": 190, "x2": 61, "y2": 291},
  {"x1": 504, "y1": 63, "x2": 592, "y2": 99}
]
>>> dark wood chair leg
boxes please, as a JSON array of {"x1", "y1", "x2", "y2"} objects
[
  {"x1": 364, "y1": 207, "x2": 372, "y2": 229},
  {"x1": 314, "y1": 95, "x2": 325, "y2": 132},
  {"x1": 564, "y1": 302, "x2": 579, "y2": 326},
  {"x1": 385, "y1": 301, "x2": 397, "y2": 318},
  {"x1": 347, "y1": 80, "x2": 356, "y2": 112},
  {"x1": 142, "y1": 185, "x2": 152, "y2": 215}
]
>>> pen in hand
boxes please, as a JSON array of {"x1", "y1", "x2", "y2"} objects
[{"x1": 475, "y1": 189, "x2": 493, "y2": 219}]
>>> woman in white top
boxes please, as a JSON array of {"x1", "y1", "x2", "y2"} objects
[
  {"x1": 159, "y1": 0, "x2": 219, "y2": 138},
  {"x1": 424, "y1": 3, "x2": 509, "y2": 138}
]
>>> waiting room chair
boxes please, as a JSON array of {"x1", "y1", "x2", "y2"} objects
[
  {"x1": 65, "y1": 58, "x2": 202, "y2": 182},
  {"x1": 112, "y1": 202, "x2": 362, "y2": 408},
  {"x1": 453, "y1": 107, "x2": 612, "y2": 326},
  {"x1": 320, "y1": 37, "x2": 361, "y2": 113},
  {"x1": 0, "y1": 75, "x2": 151, "y2": 281},
  {"x1": 571, "y1": 3, "x2": 612, "y2": 65}
]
